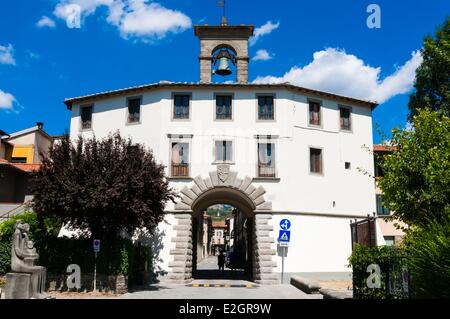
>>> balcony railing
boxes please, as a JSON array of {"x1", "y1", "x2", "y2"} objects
[
  {"x1": 174, "y1": 108, "x2": 189, "y2": 119},
  {"x1": 258, "y1": 112, "x2": 274, "y2": 120},
  {"x1": 81, "y1": 120, "x2": 92, "y2": 130},
  {"x1": 128, "y1": 112, "x2": 140, "y2": 123},
  {"x1": 258, "y1": 164, "x2": 276, "y2": 178},
  {"x1": 216, "y1": 112, "x2": 232, "y2": 120},
  {"x1": 171, "y1": 163, "x2": 189, "y2": 177}
]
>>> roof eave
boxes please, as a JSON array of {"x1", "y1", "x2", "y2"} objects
[{"x1": 64, "y1": 83, "x2": 378, "y2": 110}]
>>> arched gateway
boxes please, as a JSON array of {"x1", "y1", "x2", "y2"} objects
[{"x1": 168, "y1": 165, "x2": 278, "y2": 284}]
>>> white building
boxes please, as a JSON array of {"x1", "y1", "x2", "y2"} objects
[{"x1": 64, "y1": 24, "x2": 378, "y2": 284}]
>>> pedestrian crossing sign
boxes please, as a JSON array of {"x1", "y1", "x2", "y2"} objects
[{"x1": 278, "y1": 230, "x2": 291, "y2": 243}]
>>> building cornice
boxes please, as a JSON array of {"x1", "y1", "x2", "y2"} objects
[{"x1": 64, "y1": 82, "x2": 378, "y2": 110}]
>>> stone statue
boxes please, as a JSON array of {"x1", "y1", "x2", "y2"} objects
[{"x1": 7, "y1": 220, "x2": 48, "y2": 299}]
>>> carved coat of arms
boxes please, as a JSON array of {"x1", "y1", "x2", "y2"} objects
[{"x1": 217, "y1": 165, "x2": 230, "y2": 183}]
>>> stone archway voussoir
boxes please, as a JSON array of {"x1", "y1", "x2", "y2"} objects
[{"x1": 174, "y1": 166, "x2": 273, "y2": 212}]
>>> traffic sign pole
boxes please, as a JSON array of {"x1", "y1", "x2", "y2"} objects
[
  {"x1": 93, "y1": 239, "x2": 100, "y2": 293},
  {"x1": 278, "y1": 219, "x2": 291, "y2": 284},
  {"x1": 282, "y1": 247, "x2": 285, "y2": 284},
  {"x1": 94, "y1": 252, "x2": 97, "y2": 292}
]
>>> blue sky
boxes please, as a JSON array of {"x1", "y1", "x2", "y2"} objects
[{"x1": 0, "y1": 0, "x2": 449, "y2": 143}]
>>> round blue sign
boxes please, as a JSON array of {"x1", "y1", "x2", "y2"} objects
[{"x1": 280, "y1": 219, "x2": 291, "y2": 230}]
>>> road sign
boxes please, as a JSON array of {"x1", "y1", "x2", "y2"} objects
[
  {"x1": 93, "y1": 239, "x2": 100, "y2": 253},
  {"x1": 280, "y1": 219, "x2": 291, "y2": 230},
  {"x1": 278, "y1": 230, "x2": 291, "y2": 243},
  {"x1": 278, "y1": 219, "x2": 292, "y2": 285}
]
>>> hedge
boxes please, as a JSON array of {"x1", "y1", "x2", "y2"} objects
[
  {"x1": 0, "y1": 212, "x2": 151, "y2": 285},
  {"x1": 348, "y1": 244, "x2": 394, "y2": 299},
  {"x1": 0, "y1": 241, "x2": 10, "y2": 275}
]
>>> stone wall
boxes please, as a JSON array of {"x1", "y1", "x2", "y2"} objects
[
  {"x1": 253, "y1": 214, "x2": 278, "y2": 285},
  {"x1": 166, "y1": 214, "x2": 193, "y2": 283},
  {"x1": 198, "y1": 38, "x2": 250, "y2": 84},
  {"x1": 46, "y1": 273, "x2": 128, "y2": 294}
]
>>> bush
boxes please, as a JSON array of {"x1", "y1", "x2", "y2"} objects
[
  {"x1": 0, "y1": 241, "x2": 10, "y2": 275},
  {"x1": 0, "y1": 211, "x2": 149, "y2": 285},
  {"x1": 405, "y1": 215, "x2": 450, "y2": 298},
  {"x1": 348, "y1": 244, "x2": 394, "y2": 299}
]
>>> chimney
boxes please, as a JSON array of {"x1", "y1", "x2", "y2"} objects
[{"x1": 36, "y1": 122, "x2": 44, "y2": 130}]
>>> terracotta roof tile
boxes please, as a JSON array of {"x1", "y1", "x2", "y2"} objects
[
  {"x1": 0, "y1": 160, "x2": 41, "y2": 172},
  {"x1": 212, "y1": 221, "x2": 227, "y2": 228},
  {"x1": 12, "y1": 163, "x2": 41, "y2": 172},
  {"x1": 373, "y1": 145, "x2": 396, "y2": 152}
]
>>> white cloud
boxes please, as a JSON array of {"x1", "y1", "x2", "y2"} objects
[
  {"x1": 0, "y1": 44, "x2": 16, "y2": 65},
  {"x1": 0, "y1": 90, "x2": 16, "y2": 110},
  {"x1": 53, "y1": 0, "x2": 191, "y2": 40},
  {"x1": 253, "y1": 49, "x2": 273, "y2": 61},
  {"x1": 28, "y1": 51, "x2": 41, "y2": 59},
  {"x1": 36, "y1": 16, "x2": 56, "y2": 28},
  {"x1": 113, "y1": 1, "x2": 192, "y2": 39},
  {"x1": 249, "y1": 21, "x2": 280, "y2": 46},
  {"x1": 253, "y1": 48, "x2": 422, "y2": 104}
]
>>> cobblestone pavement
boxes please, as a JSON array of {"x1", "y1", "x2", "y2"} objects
[{"x1": 121, "y1": 257, "x2": 322, "y2": 299}]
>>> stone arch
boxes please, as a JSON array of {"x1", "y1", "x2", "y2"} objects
[
  {"x1": 174, "y1": 165, "x2": 272, "y2": 212},
  {"x1": 167, "y1": 165, "x2": 278, "y2": 285},
  {"x1": 211, "y1": 43, "x2": 238, "y2": 57}
]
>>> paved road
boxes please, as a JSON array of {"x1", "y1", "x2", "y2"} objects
[{"x1": 121, "y1": 256, "x2": 322, "y2": 299}]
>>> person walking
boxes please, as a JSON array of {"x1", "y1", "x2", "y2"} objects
[{"x1": 218, "y1": 250, "x2": 225, "y2": 272}]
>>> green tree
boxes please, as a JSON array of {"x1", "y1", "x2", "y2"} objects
[
  {"x1": 378, "y1": 109, "x2": 450, "y2": 227},
  {"x1": 408, "y1": 17, "x2": 450, "y2": 119},
  {"x1": 32, "y1": 133, "x2": 176, "y2": 238}
]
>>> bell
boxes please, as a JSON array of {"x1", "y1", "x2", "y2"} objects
[{"x1": 215, "y1": 57, "x2": 232, "y2": 76}]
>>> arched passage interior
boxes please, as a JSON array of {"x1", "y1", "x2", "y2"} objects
[{"x1": 191, "y1": 187, "x2": 255, "y2": 280}]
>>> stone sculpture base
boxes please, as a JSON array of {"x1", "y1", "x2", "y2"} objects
[{"x1": 5, "y1": 273, "x2": 33, "y2": 299}]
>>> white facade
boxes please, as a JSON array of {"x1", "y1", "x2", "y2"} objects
[{"x1": 67, "y1": 84, "x2": 377, "y2": 279}]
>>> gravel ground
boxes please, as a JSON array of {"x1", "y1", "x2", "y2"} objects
[
  {"x1": 47, "y1": 290, "x2": 122, "y2": 299},
  {"x1": 318, "y1": 280, "x2": 353, "y2": 293}
]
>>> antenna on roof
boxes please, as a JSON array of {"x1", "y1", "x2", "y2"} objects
[{"x1": 217, "y1": 0, "x2": 227, "y2": 26}]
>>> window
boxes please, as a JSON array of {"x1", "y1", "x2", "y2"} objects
[
  {"x1": 11, "y1": 157, "x2": 27, "y2": 164},
  {"x1": 309, "y1": 101, "x2": 321, "y2": 126},
  {"x1": 171, "y1": 142, "x2": 189, "y2": 177},
  {"x1": 80, "y1": 105, "x2": 93, "y2": 130},
  {"x1": 310, "y1": 148, "x2": 322, "y2": 174},
  {"x1": 173, "y1": 94, "x2": 190, "y2": 119},
  {"x1": 216, "y1": 95, "x2": 232, "y2": 120},
  {"x1": 127, "y1": 97, "x2": 141, "y2": 123},
  {"x1": 374, "y1": 157, "x2": 385, "y2": 177},
  {"x1": 384, "y1": 236, "x2": 395, "y2": 247},
  {"x1": 215, "y1": 140, "x2": 232, "y2": 162},
  {"x1": 345, "y1": 162, "x2": 351, "y2": 170},
  {"x1": 376, "y1": 194, "x2": 390, "y2": 216},
  {"x1": 340, "y1": 107, "x2": 351, "y2": 130},
  {"x1": 258, "y1": 143, "x2": 276, "y2": 177},
  {"x1": 258, "y1": 95, "x2": 274, "y2": 120}
]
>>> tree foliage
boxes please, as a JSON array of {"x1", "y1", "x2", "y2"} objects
[
  {"x1": 408, "y1": 17, "x2": 450, "y2": 119},
  {"x1": 32, "y1": 133, "x2": 176, "y2": 238},
  {"x1": 378, "y1": 109, "x2": 450, "y2": 227}
]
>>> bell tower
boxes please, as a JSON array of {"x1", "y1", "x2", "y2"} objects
[{"x1": 194, "y1": 24, "x2": 254, "y2": 84}]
